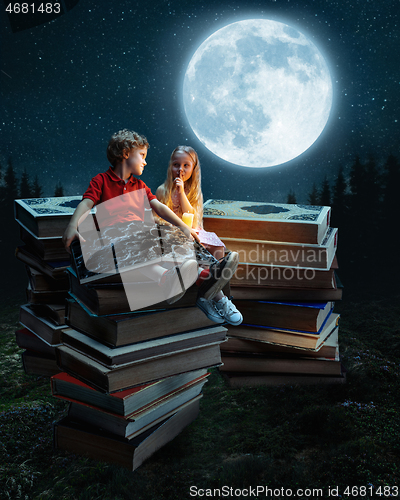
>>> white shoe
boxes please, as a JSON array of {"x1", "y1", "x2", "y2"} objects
[
  {"x1": 213, "y1": 296, "x2": 243, "y2": 326},
  {"x1": 196, "y1": 296, "x2": 225, "y2": 324}
]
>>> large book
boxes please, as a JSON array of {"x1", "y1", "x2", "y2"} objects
[
  {"x1": 67, "y1": 267, "x2": 201, "y2": 316},
  {"x1": 230, "y1": 260, "x2": 338, "y2": 289},
  {"x1": 66, "y1": 298, "x2": 216, "y2": 347},
  {"x1": 67, "y1": 384, "x2": 205, "y2": 439},
  {"x1": 221, "y1": 371, "x2": 346, "y2": 388},
  {"x1": 19, "y1": 225, "x2": 69, "y2": 261},
  {"x1": 236, "y1": 300, "x2": 334, "y2": 332},
  {"x1": 219, "y1": 349, "x2": 342, "y2": 376},
  {"x1": 219, "y1": 227, "x2": 338, "y2": 270},
  {"x1": 26, "y1": 303, "x2": 66, "y2": 326},
  {"x1": 16, "y1": 246, "x2": 69, "y2": 280},
  {"x1": 55, "y1": 342, "x2": 223, "y2": 392},
  {"x1": 226, "y1": 312, "x2": 340, "y2": 350},
  {"x1": 60, "y1": 325, "x2": 227, "y2": 367},
  {"x1": 26, "y1": 283, "x2": 68, "y2": 305},
  {"x1": 222, "y1": 327, "x2": 339, "y2": 358},
  {"x1": 14, "y1": 196, "x2": 86, "y2": 238},
  {"x1": 26, "y1": 266, "x2": 69, "y2": 291},
  {"x1": 21, "y1": 350, "x2": 60, "y2": 377},
  {"x1": 69, "y1": 224, "x2": 200, "y2": 286},
  {"x1": 15, "y1": 328, "x2": 59, "y2": 356},
  {"x1": 203, "y1": 199, "x2": 331, "y2": 244},
  {"x1": 230, "y1": 286, "x2": 343, "y2": 302},
  {"x1": 54, "y1": 396, "x2": 200, "y2": 470},
  {"x1": 51, "y1": 370, "x2": 209, "y2": 417},
  {"x1": 19, "y1": 304, "x2": 66, "y2": 344}
]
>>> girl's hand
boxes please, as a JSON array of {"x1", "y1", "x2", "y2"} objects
[
  {"x1": 174, "y1": 177, "x2": 184, "y2": 192},
  {"x1": 174, "y1": 170, "x2": 185, "y2": 193}
]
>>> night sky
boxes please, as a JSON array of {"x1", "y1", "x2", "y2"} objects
[{"x1": 1, "y1": 0, "x2": 399, "y2": 203}]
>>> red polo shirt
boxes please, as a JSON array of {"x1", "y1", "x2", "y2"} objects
[{"x1": 82, "y1": 167, "x2": 157, "y2": 227}]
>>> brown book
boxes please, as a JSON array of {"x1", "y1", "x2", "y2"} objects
[
  {"x1": 67, "y1": 267, "x2": 201, "y2": 316},
  {"x1": 221, "y1": 370, "x2": 346, "y2": 388},
  {"x1": 236, "y1": 300, "x2": 334, "y2": 332},
  {"x1": 16, "y1": 245, "x2": 69, "y2": 280},
  {"x1": 67, "y1": 383, "x2": 205, "y2": 439},
  {"x1": 26, "y1": 266, "x2": 69, "y2": 291},
  {"x1": 66, "y1": 298, "x2": 216, "y2": 347},
  {"x1": 222, "y1": 327, "x2": 339, "y2": 358},
  {"x1": 230, "y1": 260, "x2": 337, "y2": 289},
  {"x1": 26, "y1": 303, "x2": 66, "y2": 326},
  {"x1": 26, "y1": 283, "x2": 68, "y2": 305},
  {"x1": 14, "y1": 196, "x2": 84, "y2": 238},
  {"x1": 60, "y1": 325, "x2": 227, "y2": 367},
  {"x1": 221, "y1": 227, "x2": 338, "y2": 270},
  {"x1": 19, "y1": 226, "x2": 69, "y2": 261},
  {"x1": 21, "y1": 350, "x2": 60, "y2": 377},
  {"x1": 230, "y1": 286, "x2": 343, "y2": 302},
  {"x1": 19, "y1": 304, "x2": 66, "y2": 344},
  {"x1": 219, "y1": 349, "x2": 342, "y2": 376},
  {"x1": 15, "y1": 328, "x2": 58, "y2": 356},
  {"x1": 226, "y1": 313, "x2": 339, "y2": 350},
  {"x1": 55, "y1": 343, "x2": 223, "y2": 392},
  {"x1": 53, "y1": 397, "x2": 200, "y2": 470},
  {"x1": 51, "y1": 370, "x2": 209, "y2": 417},
  {"x1": 203, "y1": 199, "x2": 331, "y2": 244}
]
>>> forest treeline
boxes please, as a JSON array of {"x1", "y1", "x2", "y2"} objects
[
  {"x1": 1, "y1": 154, "x2": 399, "y2": 293},
  {"x1": 286, "y1": 154, "x2": 400, "y2": 277}
]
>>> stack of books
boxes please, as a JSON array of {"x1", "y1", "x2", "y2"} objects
[
  {"x1": 203, "y1": 199, "x2": 345, "y2": 387},
  {"x1": 13, "y1": 196, "x2": 82, "y2": 376},
  {"x1": 13, "y1": 196, "x2": 228, "y2": 470}
]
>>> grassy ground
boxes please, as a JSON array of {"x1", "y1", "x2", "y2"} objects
[{"x1": 1, "y1": 293, "x2": 400, "y2": 500}]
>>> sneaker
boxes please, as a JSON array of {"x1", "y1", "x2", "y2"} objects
[
  {"x1": 196, "y1": 296, "x2": 225, "y2": 324},
  {"x1": 213, "y1": 295, "x2": 243, "y2": 326},
  {"x1": 161, "y1": 259, "x2": 198, "y2": 304},
  {"x1": 197, "y1": 251, "x2": 239, "y2": 301}
]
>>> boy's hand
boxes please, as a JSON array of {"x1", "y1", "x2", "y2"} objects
[{"x1": 62, "y1": 224, "x2": 81, "y2": 253}]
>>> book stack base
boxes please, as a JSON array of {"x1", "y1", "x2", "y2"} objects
[
  {"x1": 202, "y1": 199, "x2": 345, "y2": 387},
  {"x1": 13, "y1": 195, "x2": 227, "y2": 470}
]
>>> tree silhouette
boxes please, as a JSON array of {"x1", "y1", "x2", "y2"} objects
[
  {"x1": 19, "y1": 167, "x2": 33, "y2": 199},
  {"x1": 319, "y1": 176, "x2": 331, "y2": 206},
  {"x1": 349, "y1": 155, "x2": 363, "y2": 198},
  {"x1": 4, "y1": 158, "x2": 19, "y2": 202},
  {"x1": 32, "y1": 175, "x2": 43, "y2": 198},
  {"x1": 307, "y1": 183, "x2": 319, "y2": 205},
  {"x1": 54, "y1": 181, "x2": 64, "y2": 197},
  {"x1": 382, "y1": 154, "x2": 400, "y2": 214},
  {"x1": 286, "y1": 190, "x2": 296, "y2": 204}
]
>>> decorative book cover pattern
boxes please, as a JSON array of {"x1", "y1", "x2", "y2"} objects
[
  {"x1": 203, "y1": 199, "x2": 327, "y2": 222},
  {"x1": 15, "y1": 196, "x2": 85, "y2": 216}
]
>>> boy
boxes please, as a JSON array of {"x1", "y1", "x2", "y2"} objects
[{"x1": 63, "y1": 129, "x2": 239, "y2": 311}]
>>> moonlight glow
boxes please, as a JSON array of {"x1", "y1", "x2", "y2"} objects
[{"x1": 183, "y1": 19, "x2": 333, "y2": 168}]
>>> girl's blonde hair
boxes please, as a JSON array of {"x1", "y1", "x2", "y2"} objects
[{"x1": 158, "y1": 146, "x2": 203, "y2": 228}]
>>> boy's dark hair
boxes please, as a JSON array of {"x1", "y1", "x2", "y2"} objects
[{"x1": 106, "y1": 129, "x2": 149, "y2": 166}]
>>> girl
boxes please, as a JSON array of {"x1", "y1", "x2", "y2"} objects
[{"x1": 156, "y1": 146, "x2": 242, "y2": 326}]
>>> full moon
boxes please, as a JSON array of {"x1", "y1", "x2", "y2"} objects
[{"x1": 183, "y1": 19, "x2": 333, "y2": 168}]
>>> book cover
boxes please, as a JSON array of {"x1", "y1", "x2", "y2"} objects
[
  {"x1": 51, "y1": 370, "x2": 209, "y2": 416},
  {"x1": 221, "y1": 227, "x2": 338, "y2": 270},
  {"x1": 53, "y1": 397, "x2": 201, "y2": 470},
  {"x1": 203, "y1": 199, "x2": 331, "y2": 244},
  {"x1": 15, "y1": 196, "x2": 91, "y2": 238}
]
